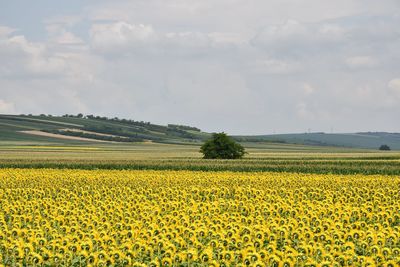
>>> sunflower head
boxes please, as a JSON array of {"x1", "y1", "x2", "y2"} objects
[{"x1": 162, "y1": 257, "x2": 172, "y2": 266}]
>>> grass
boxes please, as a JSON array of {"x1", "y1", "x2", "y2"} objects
[{"x1": 0, "y1": 142, "x2": 399, "y2": 175}]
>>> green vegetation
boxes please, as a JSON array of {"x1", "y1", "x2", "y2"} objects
[
  {"x1": 201, "y1": 132, "x2": 246, "y2": 159},
  {"x1": 1, "y1": 158, "x2": 400, "y2": 175},
  {"x1": 1, "y1": 113, "x2": 400, "y2": 175},
  {"x1": 1, "y1": 114, "x2": 400, "y2": 150},
  {"x1": 0, "y1": 114, "x2": 210, "y2": 144},
  {"x1": 379, "y1": 144, "x2": 391, "y2": 151},
  {"x1": 0, "y1": 141, "x2": 399, "y2": 175},
  {"x1": 236, "y1": 132, "x2": 400, "y2": 150}
]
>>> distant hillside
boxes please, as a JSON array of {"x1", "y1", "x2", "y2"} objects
[
  {"x1": 1, "y1": 114, "x2": 399, "y2": 150},
  {"x1": 0, "y1": 114, "x2": 210, "y2": 144},
  {"x1": 235, "y1": 132, "x2": 400, "y2": 150}
]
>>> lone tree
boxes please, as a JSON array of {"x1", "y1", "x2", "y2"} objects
[
  {"x1": 379, "y1": 144, "x2": 391, "y2": 151},
  {"x1": 200, "y1": 132, "x2": 246, "y2": 159}
]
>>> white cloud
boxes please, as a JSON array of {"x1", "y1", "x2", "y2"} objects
[
  {"x1": 302, "y1": 83, "x2": 315, "y2": 95},
  {"x1": 0, "y1": 35, "x2": 66, "y2": 77},
  {"x1": 0, "y1": 26, "x2": 16, "y2": 37},
  {"x1": 165, "y1": 63, "x2": 251, "y2": 113},
  {"x1": 45, "y1": 16, "x2": 85, "y2": 46},
  {"x1": 296, "y1": 102, "x2": 315, "y2": 120},
  {"x1": 53, "y1": 31, "x2": 84, "y2": 45},
  {"x1": 90, "y1": 22, "x2": 156, "y2": 52},
  {"x1": 44, "y1": 15, "x2": 81, "y2": 28},
  {"x1": 207, "y1": 32, "x2": 245, "y2": 45},
  {"x1": 0, "y1": 29, "x2": 100, "y2": 83},
  {"x1": 89, "y1": 21, "x2": 244, "y2": 56},
  {"x1": 164, "y1": 31, "x2": 212, "y2": 48},
  {"x1": 251, "y1": 59, "x2": 300, "y2": 74},
  {"x1": 345, "y1": 56, "x2": 377, "y2": 69},
  {"x1": 251, "y1": 20, "x2": 347, "y2": 57},
  {"x1": 0, "y1": 99, "x2": 16, "y2": 113},
  {"x1": 388, "y1": 78, "x2": 400, "y2": 98},
  {"x1": 45, "y1": 23, "x2": 83, "y2": 46},
  {"x1": 319, "y1": 24, "x2": 346, "y2": 40},
  {"x1": 0, "y1": 35, "x2": 64, "y2": 76}
]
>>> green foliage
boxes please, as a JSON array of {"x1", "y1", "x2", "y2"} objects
[
  {"x1": 379, "y1": 144, "x2": 391, "y2": 151},
  {"x1": 168, "y1": 124, "x2": 201, "y2": 132},
  {"x1": 200, "y1": 132, "x2": 246, "y2": 159},
  {"x1": 0, "y1": 114, "x2": 208, "y2": 144}
]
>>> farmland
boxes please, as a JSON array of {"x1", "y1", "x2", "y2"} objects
[
  {"x1": 1, "y1": 169, "x2": 399, "y2": 266},
  {"x1": 1, "y1": 115, "x2": 400, "y2": 266},
  {"x1": 0, "y1": 114, "x2": 399, "y2": 175},
  {"x1": 0, "y1": 141, "x2": 399, "y2": 175}
]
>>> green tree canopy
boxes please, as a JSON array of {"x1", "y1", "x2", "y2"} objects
[
  {"x1": 379, "y1": 144, "x2": 391, "y2": 151},
  {"x1": 200, "y1": 132, "x2": 246, "y2": 159}
]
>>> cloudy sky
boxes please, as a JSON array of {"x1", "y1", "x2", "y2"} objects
[{"x1": 0, "y1": 0, "x2": 399, "y2": 134}]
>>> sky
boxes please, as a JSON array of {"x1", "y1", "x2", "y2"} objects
[{"x1": 0, "y1": 0, "x2": 399, "y2": 134}]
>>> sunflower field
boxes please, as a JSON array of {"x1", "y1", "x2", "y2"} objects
[{"x1": 0, "y1": 169, "x2": 399, "y2": 266}]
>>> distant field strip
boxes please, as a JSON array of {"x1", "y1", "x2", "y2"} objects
[
  {"x1": 1, "y1": 156, "x2": 400, "y2": 175},
  {"x1": 59, "y1": 128, "x2": 129, "y2": 138},
  {"x1": 19, "y1": 131, "x2": 110, "y2": 143}
]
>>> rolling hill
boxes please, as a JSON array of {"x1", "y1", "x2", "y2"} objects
[
  {"x1": 235, "y1": 132, "x2": 400, "y2": 150},
  {"x1": 1, "y1": 114, "x2": 399, "y2": 150},
  {"x1": 0, "y1": 114, "x2": 210, "y2": 145}
]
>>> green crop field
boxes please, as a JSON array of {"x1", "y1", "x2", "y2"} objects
[
  {"x1": 1, "y1": 114, "x2": 399, "y2": 175},
  {"x1": 0, "y1": 141, "x2": 399, "y2": 175}
]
